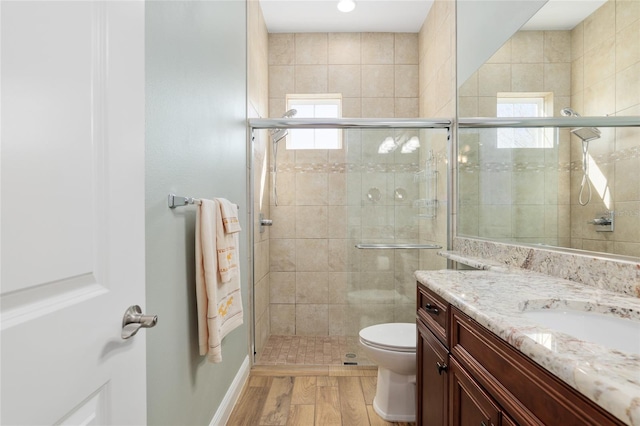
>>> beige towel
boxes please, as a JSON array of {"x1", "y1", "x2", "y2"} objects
[
  {"x1": 215, "y1": 198, "x2": 240, "y2": 282},
  {"x1": 196, "y1": 199, "x2": 243, "y2": 363}
]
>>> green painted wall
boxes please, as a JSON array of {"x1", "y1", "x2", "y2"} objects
[{"x1": 145, "y1": 1, "x2": 248, "y2": 424}]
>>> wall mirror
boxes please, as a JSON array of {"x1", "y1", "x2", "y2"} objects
[{"x1": 456, "y1": 0, "x2": 640, "y2": 259}]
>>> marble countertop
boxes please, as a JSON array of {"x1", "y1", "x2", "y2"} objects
[{"x1": 415, "y1": 267, "x2": 640, "y2": 426}]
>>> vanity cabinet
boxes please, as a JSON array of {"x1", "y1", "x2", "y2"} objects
[{"x1": 416, "y1": 283, "x2": 625, "y2": 426}]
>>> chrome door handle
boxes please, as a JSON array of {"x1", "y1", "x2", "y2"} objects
[{"x1": 122, "y1": 305, "x2": 158, "y2": 339}]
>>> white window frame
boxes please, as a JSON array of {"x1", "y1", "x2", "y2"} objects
[
  {"x1": 496, "y1": 92, "x2": 554, "y2": 149},
  {"x1": 285, "y1": 93, "x2": 343, "y2": 150}
]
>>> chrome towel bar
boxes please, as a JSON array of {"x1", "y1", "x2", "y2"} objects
[
  {"x1": 168, "y1": 194, "x2": 201, "y2": 209},
  {"x1": 355, "y1": 243, "x2": 442, "y2": 249}
]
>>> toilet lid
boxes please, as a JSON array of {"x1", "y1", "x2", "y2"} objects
[{"x1": 359, "y1": 323, "x2": 416, "y2": 352}]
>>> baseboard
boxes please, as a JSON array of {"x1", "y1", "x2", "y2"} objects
[{"x1": 209, "y1": 355, "x2": 250, "y2": 426}]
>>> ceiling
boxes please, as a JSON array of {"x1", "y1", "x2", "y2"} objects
[{"x1": 260, "y1": 0, "x2": 607, "y2": 34}]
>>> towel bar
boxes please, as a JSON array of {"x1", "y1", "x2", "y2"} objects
[
  {"x1": 168, "y1": 194, "x2": 201, "y2": 208},
  {"x1": 168, "y1": 194, "x2": 240, "y2": 210},
  {"x1": 355, "y1": 243, "x2": 442, "y2": 249}
]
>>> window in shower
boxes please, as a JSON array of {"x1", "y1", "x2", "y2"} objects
[
  {"x1": 285, "y1": 93, "x2": 343, "y2": 149},
  {"x1": 496, "y1": 92, "x2": 554, "y2": 148}
]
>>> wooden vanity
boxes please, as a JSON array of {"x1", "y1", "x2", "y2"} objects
[{"x1": 416, "y1": 282, "x2": 626, "y2": 426}]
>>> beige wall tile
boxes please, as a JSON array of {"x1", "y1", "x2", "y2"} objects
[
  {"x1": 361, "y1": 65, "x2": 395, "y2": 97},
  {"x1": 328, "y1": 206, "x2": 348, "y2": 238},
  {"x1": 584, "y1": 75, "x2": 616, "y2": 115},
  {"x1": 269, "y1": 33, "x2": 295, "y2": 65},
  {"x1": 612, "y1": 201, "x2": 640, "y2": 241},
  {"x1": 295, "y1": 65, "x2": 328, "y2": 93},
  {"x1": 270, "y1": 65, "x2": 295, "y2": 98},
  {"x1": 614, "y1": 241, "x2": 640, "y2": 257},
  {"x1": 269, "y1": 98, "x2": 286, "y2": 118},
  {"x1": 296, "y1": 239, "x2": 329, "y2": 271},
  {"x1": 478, "y1": 96, "x2": 498, "y2": 117},
  {"x1": 544, "y1": 63, "x2": 571, "y2": 96},
  {"x1": 296, "y1": 272, "x2": 329, "y2": 303},
  {"x1": 328, "y1": 173, "x2": 347, "y2": 205},
  {"x1": 361, "y1": 98, "x2": 395, "y2": 117},
  {"x1": 328, "y1": 272, "x2": 348, "y2": 304},
  {"x1": 255, "y1": 275, "x2": 270, "y2": 318},
  {"x1": 572, "y1": 22, "x2": 585, "y2": 61},
  {"x1": 479, "y1": 205, "x2": 512, "y2": 238},
  {"x1": 295, "y1": 173, "x2": 328, "y2": 205},
  {"x1": 511, "y1": 63, "x2": 544, "y2": 92},
  {"x1": 272, "y1": 304, "x2": 296, "y2": 335},
  {"x1": 270, "y1": 272, "x2": 296, "y2": 304},
  {"x1": 544, "y1": 31, "x2": 572, "y2": 63},
  {"x1": 571, "y1": 57, "x2": 585, "y2": 96},
  {"x1": 617, "y1": 0, "x2": 640, "y2": 31},
  {"x1": 511, "y1": 31, "x2": 544, "y2": 63},
  {"x1": 395, "y1": 33, "x2": 419, "y2": 64},
  {"x1": 513, "y1": 205, "x2": 546, "y2": 238},
  {"x1": 270, "y1": 238, "x2": 296, "y2": 271},
  {"x1": 328, "y1": 305, "x2": 348, "y2": 335},
  {"x1": 296, "y1": 206, "x2": 328, "y2": 238},
  {"x1": 584, "y1": 37, "x2": 615, "y2": 88},
  {"x1": 616, "y1": 62, "x2": 640, "y2": 112},
  {"x1": 295, "y1": 33, "x2": 328, "y2": 65},
  {"x1": 271, "y1": 206, "x2": 296, "y2": 238},
  {"x1": 342, "y1": 98, "x2": 362, "y2": 118},
  {"x1": 361, "y1": 33, "x2": 394, "y2": 64},
  {"x1": 614, "y1": 158, "x2": 640, "y2": 201},
  {"x1": 328, "y1": 239, "x2": 347, "y2": 272},
  {"x1": 478, "y1": 64, "x2": 511, "y2": 96},
  {"x1": 271, "y1": 171, "x2": 295, "y2": 205},
  {"x1": 328, "y1": 65, "x2": 361, "y2": 97},
  {"x1": 295, "y1": 304, "x2": 328, "y2": 335},
  {"x1": 395, "y1": 65, "x2": 419, "y2": 98},
  {"x1": 328, "y1": 33, "x2": 361, "y2": 64},
  {"x1": 295, "y1": 149, "x2": 328, "y2": 164},
  {"x1": 395, "y1": 98, "x2": 419, "y2": 117},
  {"x1": 458, "y1": 96, "x2": 478, "y2": 116},
  {"x1": 585, "y1": 0, "x2": 616, "y2": 50},
  {"x1": 255, "y1": 239, "x2": 270, "y2": 281},
  {"x1": 616, "y1": 19, "x2": 640, "y2": 72}
]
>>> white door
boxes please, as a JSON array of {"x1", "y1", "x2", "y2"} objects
[{"x1": 1, "y1": 1, "x2": 146, "y2": 424}]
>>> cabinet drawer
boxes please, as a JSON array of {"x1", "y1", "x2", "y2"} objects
[
  {"x1": 417, "y1": 284, "x2": 448, "y2": 346},
  {"x1": 450, "y1": 307, "x2": 624, "y2": 426}
]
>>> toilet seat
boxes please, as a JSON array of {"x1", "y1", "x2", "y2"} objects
[{"x1": 359, "y1": 323, "x2": 416, "y2": 353}]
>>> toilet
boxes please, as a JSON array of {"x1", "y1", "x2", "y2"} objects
[{"x1": 359, "y1": 322, "x2": 416, "y2": 422}]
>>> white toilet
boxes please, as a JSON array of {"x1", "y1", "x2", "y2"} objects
[{"x1": 359, "y1": 322, "x2": 416, "y2": 422}]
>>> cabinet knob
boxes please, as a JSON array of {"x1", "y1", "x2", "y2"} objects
[
  {"x1": 436, "y1": 361, "x2": 448, "y2": 375},
  {"x1": 424, "y1": 303, "x2": 440, "y2": 315}
]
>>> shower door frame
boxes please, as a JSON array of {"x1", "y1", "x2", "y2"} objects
[{"x1": 247, "y1": 117, "x2": 453, "y2": 364}]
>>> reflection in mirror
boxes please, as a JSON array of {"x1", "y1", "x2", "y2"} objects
[{"x1": 457, "y1": 0, "x2": 640, "y2": 259}]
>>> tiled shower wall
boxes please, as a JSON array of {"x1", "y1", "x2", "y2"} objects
[
  {"x1": 267, "y1": 32, "x2": 423, "y2": 336},
  {"x1": 569, "y1": 0, "x2": 640, "y2": 256},
  {"x1": 457, "y1": 30, "x2": 573, "y2": 245}
]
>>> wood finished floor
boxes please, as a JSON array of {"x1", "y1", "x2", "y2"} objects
[{"x1": 227, "y1": 365, "x2": 416, "y2": 426}]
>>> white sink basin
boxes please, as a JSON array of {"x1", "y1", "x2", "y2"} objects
[{"x1": 522, "y1": 309, "x2": 640, "y2": 355}]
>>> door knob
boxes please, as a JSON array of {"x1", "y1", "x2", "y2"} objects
[{"x1": 122, "y1": 305, "x2": 158, "y2": 339}]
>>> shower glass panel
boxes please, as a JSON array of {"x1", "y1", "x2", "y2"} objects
[
  {"x1": 457, "y1": 126, "x2": 564, "y2": 246},
  {"x1": 251, "y1": 120, "x2": 449, "y2": 366}
]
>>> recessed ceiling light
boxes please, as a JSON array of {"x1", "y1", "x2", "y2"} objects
[{"x1": 337, "y1": 0, "x2": 356, "y2": 13}]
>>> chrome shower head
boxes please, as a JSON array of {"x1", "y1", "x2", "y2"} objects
[
  {"x1": 270, "y1": 109, "x2": 298, "y2": 143},
  {"x1": 560, "y1": 107, "x2": 601, "y2": 142},
  {"x1": 571, "y1": 126, "x2": 601, "y2": 142},
  {"x1": 561, "y1": 107, "x2": 580, "y2": 117}
]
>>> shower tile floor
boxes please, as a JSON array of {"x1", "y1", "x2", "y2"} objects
[{"x1": 257, "y1": 335, "x2": 374, "y2": 366}]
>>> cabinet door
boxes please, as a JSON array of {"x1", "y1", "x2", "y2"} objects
[
  {"x1": 449, "y1": 358, "x2": 501, "y2": 426},
  {"x1": 417, "y1": 320, "x2": 448, "y2": 426}
]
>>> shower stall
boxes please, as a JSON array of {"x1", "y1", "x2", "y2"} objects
[{"x1": 249, "y1": 118, "x2": 451, "y2": 366}]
